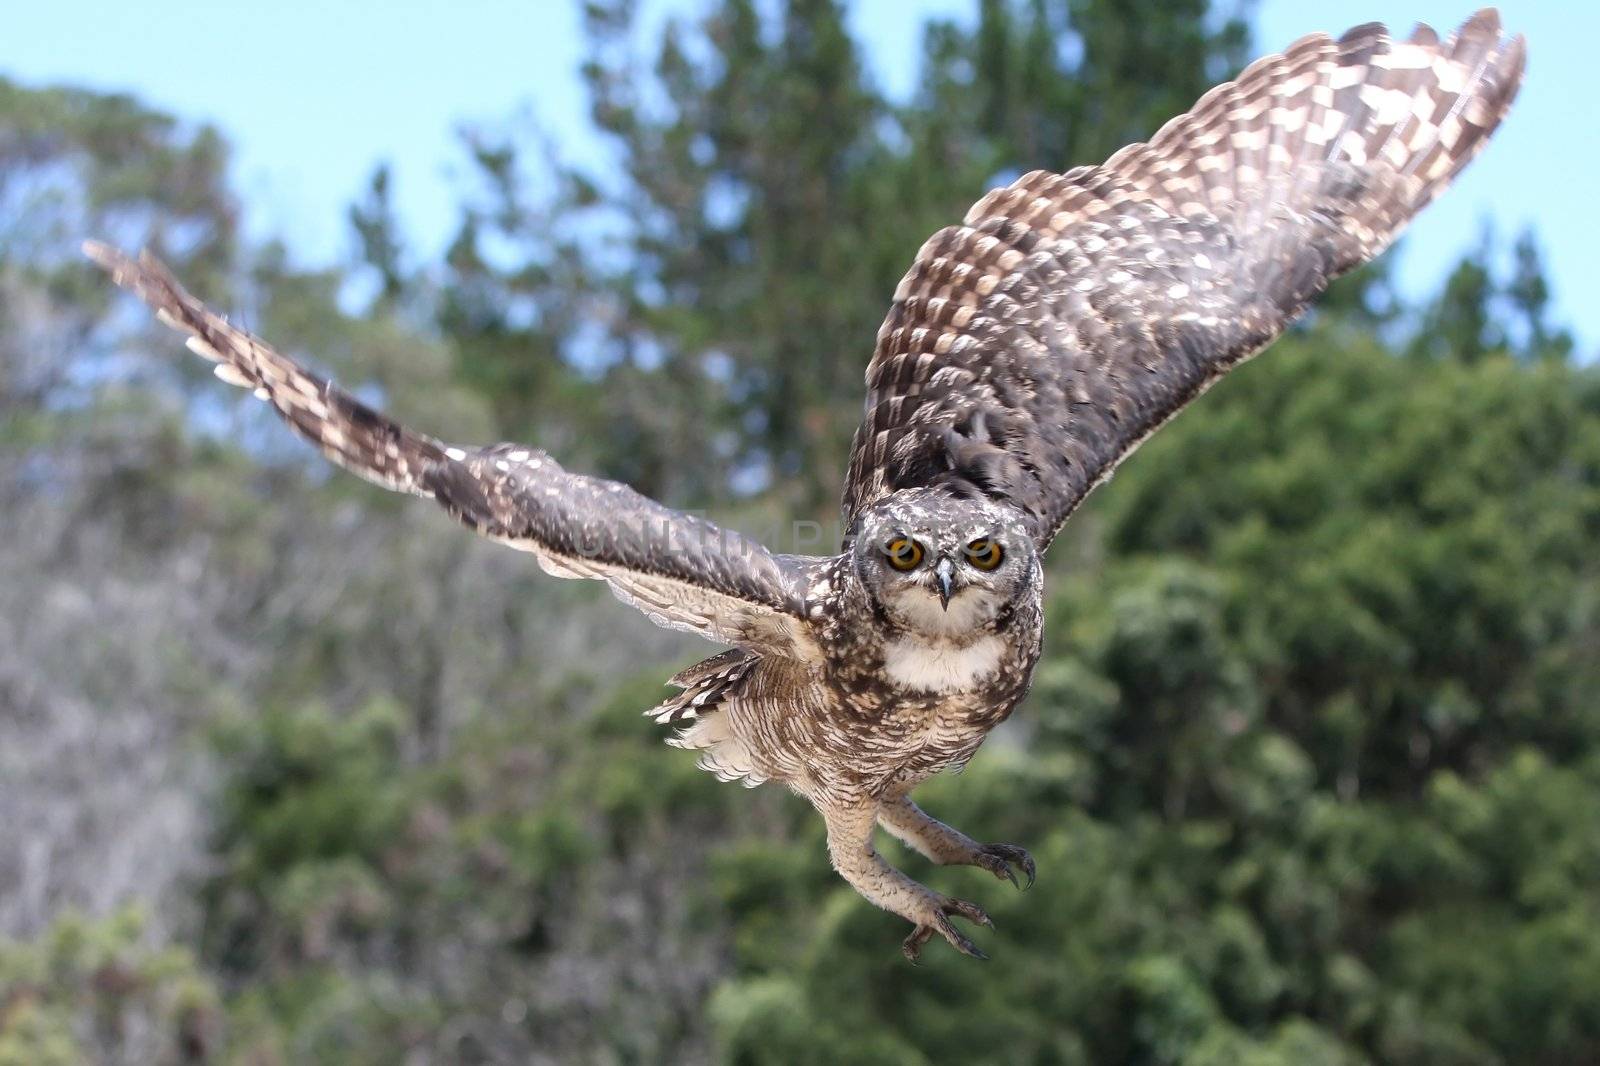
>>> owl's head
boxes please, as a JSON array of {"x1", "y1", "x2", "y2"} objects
[{"x1": 849, "y1": 488, "x2": 1039, "y2": 637}]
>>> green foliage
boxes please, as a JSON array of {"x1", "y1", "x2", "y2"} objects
[
  {"x1": 0, "y1": 909, "x2": 222, "y2": 1065},
  {"x1": 203, "y1": 700, "x2": 410, "y2": 975},
  {"x1": 1408, "y1": 227, "x2": 1578, "y2": 366}
]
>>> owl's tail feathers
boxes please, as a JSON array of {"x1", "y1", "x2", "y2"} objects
[
  {"x1": 1113, "y1": 8, "x2": 1525, "y2": 274},
  {"x1": 646, "y1": 648, "x2": 757, "y2": 726},
  {"x1": 651, "y1": 650, "x2": 768, "y2": 787},
  {"x1": 83, "y1": 241, "x2": 449, "y2": 496}
]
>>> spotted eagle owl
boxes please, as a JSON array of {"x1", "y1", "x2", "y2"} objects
[{"x1": 88, "y1": 10, "x2": 1523, "y2": 961}]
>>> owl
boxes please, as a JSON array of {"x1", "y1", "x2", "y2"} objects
[{"x1": 88, "y1": 10, "x2": 1523, "y2": 961}]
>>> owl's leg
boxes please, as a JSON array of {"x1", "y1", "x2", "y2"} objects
[
  {"x1": 820, "y1": 799, "x2": 993, "y2": 962},
  {"x1": 878, "y1": 793, "x2": 1036, "y2": 890}
]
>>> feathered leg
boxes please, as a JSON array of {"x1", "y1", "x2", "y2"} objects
[
  {"x1": 819, "y1": 798, "x2": 993, "y2": 962},
  {"x1": 877, "y1": 793, "x2": 1036, "y2": 890}
]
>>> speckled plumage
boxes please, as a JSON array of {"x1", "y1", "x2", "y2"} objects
[{"x1": 86, "y1": 9, "x2": 1523, "y2": 961}]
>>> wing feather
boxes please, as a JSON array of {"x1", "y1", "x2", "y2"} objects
[
  {"x1": 841, "y1": 10, "x2": 1525, "y2": 548},
  {"x1": 86, "y1": 243, "x2": 820, "y2": 657}
]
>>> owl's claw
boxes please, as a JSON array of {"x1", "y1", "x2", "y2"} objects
[
  {"x1": 902, "y1": 896, "x2": 993, "y2": 962},
  {"x1": 975, "y1": 843, "x2": 1036, "y2": 889}
]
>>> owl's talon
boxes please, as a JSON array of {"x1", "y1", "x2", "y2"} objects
[
  {"x1": 946, "y1": 897, "x2": 995, "y2": 929},
  {"x1": 976, "y1": 843, "x2": 1036, "y2": 890},
  {"x1": 902, "y1": 896, "x2": 993, "y2": 961}
]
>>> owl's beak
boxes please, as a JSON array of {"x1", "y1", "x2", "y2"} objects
[{"x1": 935, "y1": 557, "x2": 955, "y2": 610}]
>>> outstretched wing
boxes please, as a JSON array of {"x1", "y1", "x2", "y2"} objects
[
  {"x1": 842, "y1": 9, "x2": 1525, "y2": 548},
  {"x1": 86, "y1": 243, "x2": 819, "y2": 657}
]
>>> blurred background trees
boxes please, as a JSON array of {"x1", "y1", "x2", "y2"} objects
[{"x1": 2, "y1": 1, "x2": 1597, "y2": 1063}]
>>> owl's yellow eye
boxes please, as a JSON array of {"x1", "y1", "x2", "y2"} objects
[
  {"x1": 965, "y1": 538, "x2": 1004, "y2": 571},
  {"x1": 884, "y1": 537, "x2": 924, "y2": 572}
]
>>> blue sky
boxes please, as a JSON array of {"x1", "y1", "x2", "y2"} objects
[{"x1": 5, "y1": 1, "x2": 1594, "y2": 352}]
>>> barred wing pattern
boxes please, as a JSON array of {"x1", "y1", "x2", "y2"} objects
[
  {"x1": 86, "y1": 244, "x2": 818, "y2": 656},
  {"x1": 842, "y1": 10, "x2": 1525, "y2": 548}
]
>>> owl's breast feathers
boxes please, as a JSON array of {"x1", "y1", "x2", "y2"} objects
[{"x1": 652, "y1": 556, "x2": 1042, "y2": 790}]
